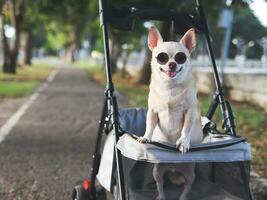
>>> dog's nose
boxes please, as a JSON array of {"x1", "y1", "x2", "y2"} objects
[{"x1": 168, "y1": 62, "x2": 177, "y2": 71}]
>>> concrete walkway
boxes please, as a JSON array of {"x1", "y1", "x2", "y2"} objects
[{"x1": 0, "y1": 67, "x2": 128, "y2": 200}]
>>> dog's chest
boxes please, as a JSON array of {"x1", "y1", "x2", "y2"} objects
[
  {"x1": 154, "y1": 90, "x2": 188, "y2": 134},
  {"x1": 158, "y1": 107, "x2": 184, "y2": 131},
  {"x1": 153, "y1": 88, "x2": 188, "y2": 112}
]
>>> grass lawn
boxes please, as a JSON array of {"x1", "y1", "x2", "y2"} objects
[
  {"x1": 0, "y1": 81, "x2": 38, "y2": 97},
  {"x1": 0, "y1": 63, "x2": 54, "y2": 98},
  {"x1": 75, "y1": 60, "x2": 267, "y2": 178},
  {"x1": 0, "y1": 65, "x2": 53, "y2": 82}
]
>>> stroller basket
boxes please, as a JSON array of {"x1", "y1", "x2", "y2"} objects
[{"x1": 96, "y1": 108, "x2": 251, "y2": 200}]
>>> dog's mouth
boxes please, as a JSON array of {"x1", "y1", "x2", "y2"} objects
[{"x1": 160, "y1": 67, "x2": 183, "y2": 78}]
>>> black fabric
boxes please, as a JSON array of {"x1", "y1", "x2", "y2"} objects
[
  {"x1": 106, "y1": 6, "x2": 204, "y2": 33},
  {"x1": 101, "y1": 0, "x2": 208, "y2": 34}
]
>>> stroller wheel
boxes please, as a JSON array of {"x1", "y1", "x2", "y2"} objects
[{"x1": 72, "y1": 185, "x2": 88, "y2": 200}]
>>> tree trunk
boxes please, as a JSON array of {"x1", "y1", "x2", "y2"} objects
[
  {"x1": 135, "y1": 50, "x2": 152, "y2": 84},
  {"x1": 67, "y1": 21, "x2": 81, "y2": 63},
  {"x1": 2, "y1": 0, "x2": 25, "y2": 74},
  {"x1": 110, "y1": 42, "x2": 121, "y2": 74},
  {"x1": 67, "y1": 43, "x2": 77, "y2": 63},
  {"x1": 121, "y1": 51, "x2": 129, "y2": 78},
  {"x1": 21, "y1": 29, "x2": 32, "y2": 65},
  {"x1": 0, "y1": 9, "x2": 3, "y2": 63},
  {"x1": 1, "y1": 14, "x2": 14, "y2": 73},
  {"x1": 108, "y1": 28, "x2": 122, "y2": 74},
  {"x1": 136, "y1": 22, "x2": 172, "y2": 84}
]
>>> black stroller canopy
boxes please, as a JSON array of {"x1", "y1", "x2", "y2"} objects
[{"x1": 104, "y1": 3, "x2": 205, "y2": 34}]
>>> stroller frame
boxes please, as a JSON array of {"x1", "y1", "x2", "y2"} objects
[{"x1": 72, "y1": 0, "x2": 254, "y2": 199}]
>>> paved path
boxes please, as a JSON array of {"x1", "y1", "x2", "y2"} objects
[{"x1": 0, "y1": 67, "x2": 128, "y2": 200}]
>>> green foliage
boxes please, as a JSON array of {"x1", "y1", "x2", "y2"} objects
[
  {"x1": 20, "y1": 0, "x2": 267, "y2": 59},
  {"x1": 22, "y1": 0, "x2": 92, "y2": 54},
  {"x1": 231, "y1": 6, "x2": 267, "y2": 58},
  {"x1": 89, "y1": 18, "x2": 104, "y2": 52},
  {"x1": 45, "y1": 22, "x2": 72, "y2": 51}
]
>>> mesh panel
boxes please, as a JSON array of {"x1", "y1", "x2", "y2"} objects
[{"x1": 119, "y1": 158, "x2": 249, "y2": 200}]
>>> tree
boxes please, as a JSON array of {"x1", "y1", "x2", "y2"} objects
[
  {"x1": 1, "y1": 0, "x2": 26, "y2": 73},
  {"x1": 230, "y1": 6, "x2": 267, "y2": 58},
  {"x1": 19, "y1": 0, "x2": 43, "y2": 65},
  {"x1": 33, "y1": 0, "x2": 92, "y2": 62},
  {"x1": 20, "y1": 29, "x2": 32, "y2": 65}
]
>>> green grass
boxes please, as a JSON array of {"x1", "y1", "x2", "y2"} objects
[
  {"x1": 0, "y1": 61, "x2": 54, "y2": 98},
  {"x1": 74, "y1": 59, "x2": 97, "y2": 70},
  {"x1": 198, "y1": 94, "x2": 265, "y2": 130},
  {"x1": 117, "y1": 85, "x2": 149, "y2": 107},
  {"x1": 233, "y1": 104, "x2": 265, "y2": 129},
  {"x1": 0, "y1": 65, "x2": 53, "y2": 81},
  {"x1": 0, "y1": 81, "x2": 38, "y2": 97}
]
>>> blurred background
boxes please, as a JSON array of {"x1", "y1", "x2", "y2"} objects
[{"x1": 0, "y1": 0, "x2": 267, "y2": 199}]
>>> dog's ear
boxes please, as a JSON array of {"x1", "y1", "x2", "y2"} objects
[
  {"x1": 180, "y1": 28, "x2": 196, "y2": 53},
  {"x1": 148, "y1": 26, "x2": 163, "y2": 51}
]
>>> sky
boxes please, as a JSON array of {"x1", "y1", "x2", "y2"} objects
[{"x1": 250, "y1": 0, "x2": 267, "y2": 27}]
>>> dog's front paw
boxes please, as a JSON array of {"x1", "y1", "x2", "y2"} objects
[
  {"x1": 176, "y1": 136, "x2": 190, "y2": 153},
  {"x1": 137, "y1": 136, "x2": 151, "y2": 143}
]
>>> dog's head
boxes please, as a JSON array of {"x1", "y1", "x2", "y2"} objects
[{"x1": 148, "y1": 26, "x2": 196, "y2": 84}]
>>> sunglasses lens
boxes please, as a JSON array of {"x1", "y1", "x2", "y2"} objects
[
  {"x1": 156, "y1": 52, "x2": 169, "y2": 65},
  {"x1": 175, "y1": 52, "x2": 187, "y2": 64}
]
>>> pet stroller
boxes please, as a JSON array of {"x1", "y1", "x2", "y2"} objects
[{"x1": 72, "y1": 0, "x2": 254, "y2": 199}]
